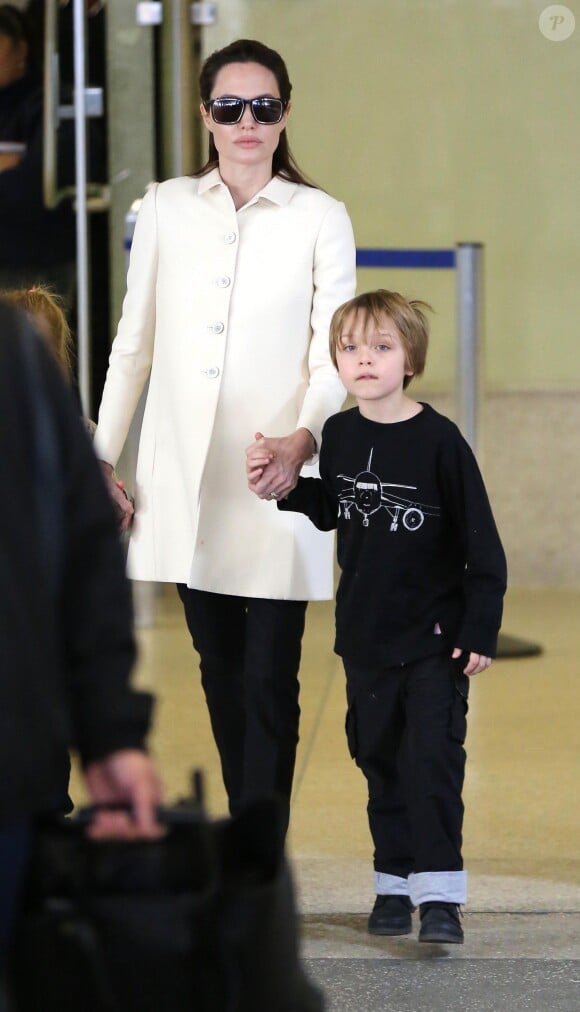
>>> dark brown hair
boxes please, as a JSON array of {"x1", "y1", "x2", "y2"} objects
[
  {"x1": 330, "y1": 290, "x2": 432, "y2": 389},
  {"x1": 194, "y1": 38, "x2": 314, "y2": 187},
  {"x1": 0, "y1": 4, "x2": 27, "y2": 42},
  {"x1": 0, "y1": 4, "x2": 38, "y2": 78}
]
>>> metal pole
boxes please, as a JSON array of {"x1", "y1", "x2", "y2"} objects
[
  {"x1": 42, "y1": 0, "x2": 59, "y2": 209},
  {"x1": 160, "y1": 0, "x2": 195, "y2": 178},
  {"x1": 455, "y1": 242, "x2": 484, "y2": 458},
  {"x1": 456, "y1": 244, "x2": 541, "y2": 660},
  {"x1": 171, "y1": 0, "x2": 184, "y2": 175},
  {"x1": 73, "y1": 0, "x2": 91, "y2": 417}
]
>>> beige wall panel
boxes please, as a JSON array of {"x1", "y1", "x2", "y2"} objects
[
  {"x1": 427, "y1": 391, "x2": 580, "y2": 587},
  {"x1": 106, "y1": 7, "x2": 156, "y2": 327},
  {"x1": 203, "y1": 1, "x2": 579, "y2": 391}
]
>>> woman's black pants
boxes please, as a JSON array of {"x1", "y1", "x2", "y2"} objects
[{"x1": 178, "y1": 587, "x2": 307, "y2": 828}]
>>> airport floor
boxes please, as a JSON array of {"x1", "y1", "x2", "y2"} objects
[{"x1": 72, "y1": 584, "x2": 580, "y2": 1011}]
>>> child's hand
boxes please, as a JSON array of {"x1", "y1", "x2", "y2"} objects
[
  {"x1": 246, "y1": 432, "x2": 275, "y2": 493},
  {"x1": 452, "y1": 647, "x2": 491, "y2": 676},
  {"x1": 246, "y1": 429, "x2": 314, "y2": 500}
]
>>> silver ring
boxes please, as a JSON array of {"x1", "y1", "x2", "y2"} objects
[{"x1": 269, "y1": 491, "x2": 278, "y2": 500}]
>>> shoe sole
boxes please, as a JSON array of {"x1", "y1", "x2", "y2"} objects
[
  {"x1": 368, "y1": 924, "x2": 413, "y2": 936},
  {"x1": 419, "y1": 931, "x2": 464, "y2": 944}
]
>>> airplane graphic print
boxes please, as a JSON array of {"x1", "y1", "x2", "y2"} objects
[{"x1": 337, "y1": 449, "x2": 440, "y2": 531}]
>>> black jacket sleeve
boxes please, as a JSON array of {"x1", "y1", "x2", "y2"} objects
[
  {"x1": 277, "y1": 477, "x2": 338, "y2": 531},
  {"x1": 45, "y1": 360, "x2": 153, "y2": 763},
  {"x1": 0, "y1": 309, "x2": 153, "y2": 820},
  {"x1": 277, "y1": 436, "x2": 338, "y2": 531},
  {"x1": 12, "y1": 316, "x2": 153, "y2": 764}
]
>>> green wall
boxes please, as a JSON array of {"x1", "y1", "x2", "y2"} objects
[{"x1": 203, "y1": 1, "x2": 579, "y2": 392}]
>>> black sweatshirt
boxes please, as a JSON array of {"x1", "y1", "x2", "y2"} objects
[{"x1": 279, "y1": 404, "x2": 507, "y2": 667}]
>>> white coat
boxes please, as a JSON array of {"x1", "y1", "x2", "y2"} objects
[{"x1": 94, "y1": 169, "x2": 356, "y2": 599}]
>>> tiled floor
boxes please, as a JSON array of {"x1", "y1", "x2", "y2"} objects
[{"x1": 71, "y1": 584, "x2": 580, "y2": 1009}]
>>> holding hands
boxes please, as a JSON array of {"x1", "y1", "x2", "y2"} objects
[{"x1": 246, "y1": 428, "x2": 316, "y2": 501}]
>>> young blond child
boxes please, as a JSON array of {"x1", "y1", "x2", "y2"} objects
[{"x1": 247, "y1": 290, "x2": 507, "y2": 944}]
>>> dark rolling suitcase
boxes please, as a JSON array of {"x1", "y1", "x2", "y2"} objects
[{"x1": 9, "y1": 777, "x2": 323, "y2": 1012}]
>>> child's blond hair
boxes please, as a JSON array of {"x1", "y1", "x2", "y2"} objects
[
  {"x1": 0, "y1": 286, "x2": 73, "y2": 380},
  {"x1": 330, "y1": 289, "x2": 431, "y2": 389}
]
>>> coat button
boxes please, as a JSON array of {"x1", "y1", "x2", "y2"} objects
[
  {"x1": 216, "y1": 275, "x2": 231, "y2": 288},
  {"x1": 224, "y1": 231, "x2": 237, "y2": 244},
  {"x1": 208, "y1": 321, "x2": 224, "y2": 334},
  {"x1": 203, "y1": 366, "x2": 220, "y2": 379}
]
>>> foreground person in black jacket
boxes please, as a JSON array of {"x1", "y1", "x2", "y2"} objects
[
  {"x1": 0, "y1": 302, "x2": 162, "y2": 974},
  {"x1": 248, "y1": 289, "x2": 507, "y2": 946}
]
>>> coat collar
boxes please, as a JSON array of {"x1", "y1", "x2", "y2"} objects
[{"x1": 197, "y1": 167, "x2": 297, "y2": 207}]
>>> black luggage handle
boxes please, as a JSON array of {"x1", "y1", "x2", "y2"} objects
[{"x1": 61, "y1": 768, "x2": 206, "y2": 828}]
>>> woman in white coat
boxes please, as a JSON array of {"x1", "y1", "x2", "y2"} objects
[{"x1": 95, "y1": 39, "x2": 356, "y2": 828}]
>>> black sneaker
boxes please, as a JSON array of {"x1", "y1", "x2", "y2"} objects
[
  {"x1": 368, "y1": 895, "x2": 415, "y2": 936},
  {"x1": 418, "y1": 902, "x2": 464, "y2": 944}
]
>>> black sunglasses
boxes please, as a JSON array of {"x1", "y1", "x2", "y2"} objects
[{"x1": 205, "y1": 96, "x2": 286, "y2": 126}]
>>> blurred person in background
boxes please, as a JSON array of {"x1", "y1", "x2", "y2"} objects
[
  {"x1": 0, "y1": 3, "x2": 76, "y2": 300},
  {"x1": 23, "y1": 0, "x2": 111, "y2": 407}
]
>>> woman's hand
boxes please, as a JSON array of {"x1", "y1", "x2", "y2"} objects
[
  {"x1": 246, "y1": 428, "x2": 316, "y2": 500},
  {"x1": 452, "y1": 647, "x2": 492, "y2": 676},
  {"x1": 100, "y1": 461, "x2": 135, "y2": 532}
]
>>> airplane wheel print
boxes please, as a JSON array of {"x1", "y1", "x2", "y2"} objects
[{"x1": 403, "y1": 508, "x2": 424, "y2": 531}]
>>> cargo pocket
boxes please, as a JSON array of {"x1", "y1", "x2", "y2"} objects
[
  {"x1": 450, "y1": 666, "x2": 470, "y2": 744},
  {"x1": 447, "y1": 655, "x2": 469, "y2": 744},
  {"x1": 345, "y1": 703, "x2": 358, "y2": 760}
]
